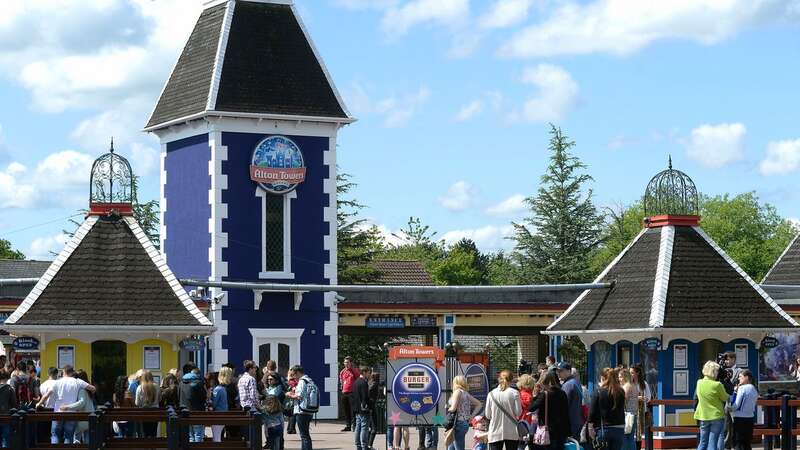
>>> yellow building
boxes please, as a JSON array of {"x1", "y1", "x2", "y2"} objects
[{"x1": 4, "y1": 147, "x2": 213, "y2": 402}]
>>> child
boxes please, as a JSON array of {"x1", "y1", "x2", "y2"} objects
[
  {"x1": 470, "y1": 415, "x2": 489, "y2": 450},
  {"x1": 264, "y1": 395, "x2": 284, "y2": 450}
]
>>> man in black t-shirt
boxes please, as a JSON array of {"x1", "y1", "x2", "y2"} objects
[{"x1": 352, "y1": 367, "x2": 371, "y2": 450}]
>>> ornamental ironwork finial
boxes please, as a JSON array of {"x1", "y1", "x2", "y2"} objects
[
  {"x1": 643, "y1": 157, "x2": 698, "y2": 217},
  {"x1": 89, "y1": 139, "x2": 134, "y2": 205}
]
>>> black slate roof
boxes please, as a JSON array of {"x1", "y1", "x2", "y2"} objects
[
  {"x1": 550, "y1": 225, "x2": 796, "y2": 332},
  {"x1": 663, "y1": 227, "x2": 790, "y2": 328},
  {"x1": 146, "y1": 1, "x2": 348, "y2": 129},
  {"x1": 147, "y1": 4, "x2": 225, "y2": 128},
  {"x1": 763, "y1": 234, "x2": 800, "y2": 285},
  {"x1": 8, "y1": 216, "x2": 210, "y2": 327},
  {"x1": 550, "y1": 228, "x2": 661, "y2": 331},
  {"x1": 0, "y1": 260, "x2": 50, "y2": 279}
]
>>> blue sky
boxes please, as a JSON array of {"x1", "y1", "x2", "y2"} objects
[{"x1": 1, "y1": 0, "x2": 799, "y2": 258}]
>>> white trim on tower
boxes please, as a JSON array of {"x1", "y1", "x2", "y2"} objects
[
  {"x1": 209, "y1": 130, "x2": 230, "y2": 369},
  {"x1": 207, "y1": 0, "x2": 235, "y2": 111},
  {"x1": 321, "y1": 135, "x2": 338, "y2": 419},
  {"x1": 256, "y1": 187, "x2": 296, "y2": 279},
  {"x1": 160, "y1": 143, "x2": 168, "y2": 261}
]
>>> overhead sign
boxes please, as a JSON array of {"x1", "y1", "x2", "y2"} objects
[
  {"x1": 392, "y1": 362, "x2": 441, "y2": 416},
  {"x1": 366, "y1": 316, "x2": 405, "y2": 329},
  {"x1": 643, "y1": 338, "x2": 661, "y2": 350},
  {"x1": 250, "y1": 135, "x2": 306, "y2": 194},
  {"x1": 13, "y1": 336, "x2": 39, "y2": 351},
  {"x1": 410, "y1": 316, "x2": 437, "y2": 327},
  {"x1": 180, "y1": 338, "x2": 204, "y2": 352},
  {"x1": 761, "y1": 336, "x2": 779, "y2": 349}
]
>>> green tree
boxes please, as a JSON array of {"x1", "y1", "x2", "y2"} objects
[
  {"x1": 485, "y1": 252, "x2": 517, "y2": 285},
  {"x1": 336, "y1": 172, "x2": 384, "y2": 284},
  {"x1": 429, "y1": 239, "x2": 485, "y2": 285},
  {"x1": 700, "y1": 192, "x2": 796, "y2": 281},
  {"x1": 381, "y1": 217, "x2": 444, "y2": 263},
  {"x1": 512, "y1": 125, "x2": 601, "y2": 283},
  {"x1": 590, "y1": 202, "x2": 645, "y2": 274},
  {"x1": 0, "y1": 239, "x2": 24, "y2": 260}
]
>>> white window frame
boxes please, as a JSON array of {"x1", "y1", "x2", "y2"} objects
[
  {"x1": 143, "y1": 345, "x2": 162, "y2": 370},
  {"x1": 57, "y1": 345, "x2": 75, "y2": 369},
  {"x1": 249, "y1": 328, "x2": 304, "y2": 370},
  {"x1": 256, "y1": 188, "x2": 296, "y2": 279}
]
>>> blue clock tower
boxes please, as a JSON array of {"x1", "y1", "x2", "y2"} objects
[{"x1": 145, "y1": 0, "x2": 354, "y2": 418}]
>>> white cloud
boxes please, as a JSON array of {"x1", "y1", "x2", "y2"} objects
[
  {"x1": 346, "y1": 83, "x2": 431, "y2": 127},
  {"x1": 441, "y1": 224, "x2": 515, "y2": 251},
  {"x1": 0, "y1": 150, "x2": 94, "y2": 209},
  {"x1": 499, "y1": 0, "x2": 800, "y2": 58},
  {"x1": 480, "y1": 0, "x2": 533, "y2": 29},
  {"x1": 381, "y1": 0, "x2": 469, "y2": 37},
  {"x1": 28, "y1": 232, "x2": 69, "y2": 260},
  {"x1": 454, "y1": 100, "x2": 483, "y2": 122},
  {"x1": 685, "y1": 123, "x2": 746, "y2": 168},
  {"x1": 486, "y1": 194, "x2": 528, "y2": 217},
  {"x1": 332, "y1": 0, "x2": 399, "y2": 10},
  {"x1": 759, "y1": 138, "x2": 800, "y2": 175},
  {"x1": 374, "y1": 224, "x2": 408, "y2": 247},
  {"x1": 508, "y1": 64, "x2": 579, "y2": 123},
  {"x1": 439, "y1": 181, "x2": 476, "y2": 211}
]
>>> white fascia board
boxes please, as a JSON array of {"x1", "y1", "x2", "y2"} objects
[
  {"x1": 5, "y1": 216, "x2": 98, "y2": 325},
  {"x1": 144, "y1": 110, "x2": 355, "y2": 133},
  {"x1": 648, "y1": 226, "x2": 674, "y2": 328},
  {"x1": 547, "y1": 227, "x2": 648, "y2": 331},
  {"x1": 207, "y1": 1, "x2": 235, "y2": 111},
  {"x1": 762, "y1": 233, "x2": 800, "y2": 283},
  {"x1": 693, "y1": 226, "x2": 799, "y2": 327}
]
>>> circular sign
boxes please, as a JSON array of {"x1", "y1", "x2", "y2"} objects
[
  {"x1": 250, "y1": 136, "x2": 306, "y2": 194},
  {"x1": 391, "y1": 362, "x2": 441, "y2": 416},
  {"x1": 464, "y1": 363, "x2": 489, "y2": 404},
  {"x1": 12, "y1": 336, "x2": 39, "y2": 351}
]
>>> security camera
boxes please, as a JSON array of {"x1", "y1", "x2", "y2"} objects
[{"x1": 213, "y1": 292, "x2": 226, "y2": 304}]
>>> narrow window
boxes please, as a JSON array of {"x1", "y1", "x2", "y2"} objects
[{"x1": 264, "y1": 195, "x2": 284, "y2": 271}]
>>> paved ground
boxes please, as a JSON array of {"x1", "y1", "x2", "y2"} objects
[{"x1": 283, "y1": 420, "x2": 453, "y2": 450}]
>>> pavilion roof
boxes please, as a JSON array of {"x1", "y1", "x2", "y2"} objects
[{"x1": 5, "y1": 215, "x2": 212, "y2": 330}]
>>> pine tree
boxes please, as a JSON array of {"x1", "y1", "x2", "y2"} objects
[
  {"x1": 336, "y1": 172, "x2": 384, "y2": 284},
  {"x1": 512, "y1": 125, "x2": 601, "y2": 283}
]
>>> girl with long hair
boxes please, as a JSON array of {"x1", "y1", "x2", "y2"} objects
[
  {"x1": 529, "y1": 370, "x2": 571, "y2": 450},
  {"x1": 485, "y1": 370, "x2": 522, "y2": 450},
  {"x1": 61, "y1": 369, "x2": 95, "y2": 443},
  {"x1": 631, "y1": 365, "x2": 651, "y2": 450},
  {"x1": 619, "y1": 369, "x2": 639, "y2": 450},
  {"x1": 159, "y1": 373, "x2": 179, "y2": 409},
  {"x1": 589, "y1": 368, "x2": 626, "y2": 450},
  {"x1": 135, "y1": 370, "x2": 160, "y2": 438},
  {"x1": 732, "y1": 370, "x2": 757, "y2": 450},
  {"x1": 447, "y1": 375, "x2": 483, "y2": 450}
]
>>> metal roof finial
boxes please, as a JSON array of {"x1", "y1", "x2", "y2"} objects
[
  {"x1": 110, "y1": 137, "x2": 115, "y2": 153},
  {"x1": 668, "y1": 154, "x2": 672, "y2": 170}
]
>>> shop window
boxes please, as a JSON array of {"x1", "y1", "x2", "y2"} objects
[
  {"x1": 257, "y1": 189, "x2": 296, "y2": 278},
  {"x1": 617, "y1": 343, "x2": 632, "y2": 368},
  {"x1": 593, "y1": 341, "x2": 613, "y2": 384}
]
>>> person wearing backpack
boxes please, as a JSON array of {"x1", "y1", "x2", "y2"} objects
[
  {"x1": 287, "y1": 365, "x2": 318, "y2": 450},
  {"x1": 0, "y1": 371, "x2": 18, "y2": 447},
  {"x1": 9, "y1": 364, "x2": 33, "y2": 407}
]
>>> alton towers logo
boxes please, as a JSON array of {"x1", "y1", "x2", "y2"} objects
[{"x1": 250, "y1": 135, "x2": 307, "y2": 194}]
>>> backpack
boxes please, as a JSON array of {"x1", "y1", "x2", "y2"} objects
[{"x1": 299, "y1": 375, "x2": 319, "y2": 414}]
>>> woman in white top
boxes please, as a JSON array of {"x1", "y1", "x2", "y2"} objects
[
  {"x1": 631, "y1": 365, "x2": 652, "y2": 450},
  {"x1": 484, "y1": 370, "x2": 521, "y2": 450},
  {"x1": 619, "y1": 369, "x2": 640, "y2": 450}
]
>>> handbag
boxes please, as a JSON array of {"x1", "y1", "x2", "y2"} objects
[
  {"x1": 445, "y1": 410, "x2": 457, "y2": 431},
  {"x1": 624, "y1": 412, "x2": 635, "y2": 434},
  {"x1": 532, "y1": 391, "x2": 550, "y2": 446},
  {"x1": 489, "y1": 391, "x2": 529, "y2": 440},
  {"x1": 445, "y1": 427, "x2": 456, "y2": 446}
]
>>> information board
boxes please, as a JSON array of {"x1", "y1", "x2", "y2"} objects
[{"x1": 386, "y1": 346, "x2": 446, "y2": 427}]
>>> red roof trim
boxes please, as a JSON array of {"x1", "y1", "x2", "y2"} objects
[
  {"x1": 644, "y1": 215, "x2": 701, "y2": 228},
  {"x1": 88, "y1": 203, "x2": 134, "y2": 216}
]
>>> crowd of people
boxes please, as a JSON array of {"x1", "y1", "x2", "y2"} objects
[{"x1": 0, "y1": 356, "x2": 320, "y2": 450}]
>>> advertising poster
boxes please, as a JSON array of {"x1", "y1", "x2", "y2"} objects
[
  {"x1": 760, "y1": 333, "x2": 800, "y2": 382},
  {"x1": 463, "y1": 363, "x2": 489, "y2": 405},
  {"x1": 386, "y1": 346, "x2": 446, "y2": 427}
]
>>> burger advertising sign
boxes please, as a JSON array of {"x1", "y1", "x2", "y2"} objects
[
  {"x1": 391, "y1": 362, "x2": 441, "y2": 416},
  {"x1": 250, "y1": 135, "x2": 306, "y2": 194}
]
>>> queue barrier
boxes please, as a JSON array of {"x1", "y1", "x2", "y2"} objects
[
  {"x1": 645, "y1": 394, "x2": 798, "y2": 450},
  {"x1": 0, "y1": 405, "x2": 262, "y2": 450}
]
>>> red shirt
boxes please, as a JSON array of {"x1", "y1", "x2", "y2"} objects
[
  {"x1": 519, "y1": 389, "x2": 534, "y2": 422},
  {"x1": 339, "y1": 367, "x2": 360, "y2": 393}
]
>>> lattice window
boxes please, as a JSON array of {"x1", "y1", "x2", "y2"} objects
[{"x1": 265, "y1": 195, "x2": 284, "y2": 271}]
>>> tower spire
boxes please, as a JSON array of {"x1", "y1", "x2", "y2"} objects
[{"x1": 668, "y1": 154, "x2": 672, "y2": 170}]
